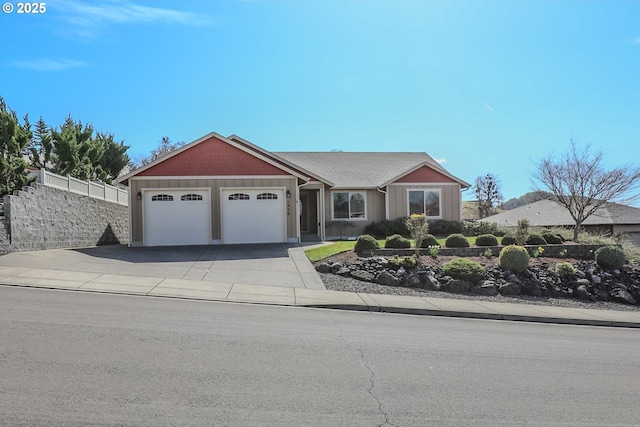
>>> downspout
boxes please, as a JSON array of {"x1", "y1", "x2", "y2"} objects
[
  {"x1": 460, "y1": 185, "x2": 470, "y2": 222},
  {"x1": 296, "y1": 178, "x2": 311, "y2": 243},
  {"x1": 377, "y1": 186, "x2": 389, "y2": 220}
]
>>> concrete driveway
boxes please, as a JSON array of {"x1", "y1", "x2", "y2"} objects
[{"x1": 0, "y1": 244, "x2": 326, "y2": 290}]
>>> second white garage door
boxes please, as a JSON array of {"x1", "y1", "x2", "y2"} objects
[
  {"x1": 221, "y1": 188, "x2": 286, "y2": 244},
  {"x1": 144, "y1": 189, "x2": 211, "y2": 246}
]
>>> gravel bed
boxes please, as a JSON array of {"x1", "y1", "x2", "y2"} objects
[{"x1": 319, "y1": 272, "x2": 640, "y2": 312}]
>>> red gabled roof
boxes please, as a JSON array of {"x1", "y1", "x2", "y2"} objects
[{"x1": 393, "y1": 165, "x2": 455, "y2": 183}]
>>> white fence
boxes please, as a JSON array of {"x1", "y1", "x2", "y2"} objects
[{"x1": 28, "y1": 169, "x2": 128, "y2": 206}]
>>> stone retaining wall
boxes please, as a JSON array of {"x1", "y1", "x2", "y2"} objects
[
  {"x1": 1, "y1": 182, "x2": 128, "y2": 254},
  {"x1": 375, "y1": 244, "x2": 604, "y2": 259}
]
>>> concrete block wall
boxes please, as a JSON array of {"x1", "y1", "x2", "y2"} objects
[{"x1": 1, "y1": 183, "x2": 128, "y2": 254}]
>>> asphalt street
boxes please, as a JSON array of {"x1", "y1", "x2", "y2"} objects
[{"x1": 1, "y1": 286, "x2": 639, "y2": 426}]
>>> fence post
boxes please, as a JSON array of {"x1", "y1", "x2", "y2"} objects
[
  {"x1": 39, "y1": 168, "x2": 45, "y2": 184},
  {"x1": 67, "y1": 175, "x2": 71, "y2": 191}
]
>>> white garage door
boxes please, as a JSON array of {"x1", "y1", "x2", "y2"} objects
[
  {"x1": 144, "y1": 190, "x2": 210, "y2": 246},
  {"x1": 221, "y1": 189, "x2": 286, "y2": 244}
]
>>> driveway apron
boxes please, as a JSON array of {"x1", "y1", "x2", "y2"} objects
[{"x1": 0, "y1": 244, "x2": 325, "y2": 290}]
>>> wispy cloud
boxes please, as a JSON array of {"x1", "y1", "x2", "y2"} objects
[
  {"x1": 9, "y1": 58, "x2": 87, "y2": 71},
  {"x1": 434, "y1": 158, "x2": 447, "y2": 164},
  {"x1": 482, "y1": 100, "x2": 494, "y2": 112},
  {"x1": 632, "y1": 37, "x2": 640, "y2": 45},
  {"x1": 52, "y1": 0, "x2": 213, "y2": 38}
]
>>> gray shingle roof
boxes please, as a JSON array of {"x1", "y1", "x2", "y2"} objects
[
  {"x1": 274, "y1": 151, "x2": 468, "y2": 189},
  {"x1": 483, "y1": 199, "x2": 640, "y2": 227}
]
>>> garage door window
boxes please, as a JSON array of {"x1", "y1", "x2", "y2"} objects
[
  {"x1": 181, "y1": 194, "x2": 203, "y2": 201},
  {"x1": 228, "y1": 193, "x2": 250, "y2": 200},
  {"x1": 257, "y1": 192, "x2": 278, "y2": 200},
  {"x1": 151, "y1": 194, "x2": 173, "y2": 201}
]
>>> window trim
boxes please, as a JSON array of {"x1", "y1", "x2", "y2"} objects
[
  {"x1": 331, "y1": 191, "x2": 368, "y2": 221},
  {"x1": 406, "y1": 188, "x2": 442, "y2": 219}
]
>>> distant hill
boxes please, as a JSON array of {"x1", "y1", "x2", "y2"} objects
[{"x1": 502, "y1": 191, "x2": 553, "y2": 210}]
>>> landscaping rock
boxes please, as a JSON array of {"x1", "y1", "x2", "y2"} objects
[
  {"x1": 376, "y1": 271, "x2": 400, "y2": 286},
  {"x1": 351, "y1": 270, "x2": 375, "y2": 282},
  {"x1": 316, "y1": 263, "x2": 333, "y2": 273},
  {"x1": 419, "y1": 273, "x2": 441, "y2": 291},
  {"x1": 404, "y1": 274, "x2": 422, "y2": 288},
  {"x1": 442, "y1": 279, "x2": 471, "y2": 294},
  {"x1": 499, "y1": 282, "x2": 522, "y2": 296},
  {"x1": 470, "y1": 280, "x2": 498, "y2": 296},
  {"x1": 610, "y1": 286, "x2": 637, "y2": 305},
  {"x1": 576, "y1": 284, "x2": 592, "y2": 301}
]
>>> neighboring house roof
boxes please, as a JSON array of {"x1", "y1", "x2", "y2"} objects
[
  {"x1": 274, "y1": 151, "x2": 470, "y2": 189},
  {"x1": 483, "y1": 199, "x2": 640, "y2": 227},
  {"x1": 117, "y1": 131, "x2": 470, "y2": 190}
]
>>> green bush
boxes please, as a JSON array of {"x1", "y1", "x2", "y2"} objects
[
  {"x1": 384, "y1": 234, "x2": 411, "y2": 249},
  {"x1": 463, "y1": 221, "x2": 504, "y2": 237},
  {"x1": 443, "y1": 258, "x2": 486, "y2": 283},
  {"x1": 428, "y1": 219, "x2": 464, "y2": 236},
  {"x1": 420, "y1": 234, "x2": 440, "y2": 248},
  {"x1": 388, "y1": 255, "x2": 417, "y2": 269},
  {"x1": 499, "y1": 245, "x2": 530, "y2": 273},
  {"x1": 526, "y1": 233, "x2": 547, "y2": 245},
  {"x1": 354, "y1": 234, "x2": 380, "y2": 254},
  {"x1": 594, "y1": 245, "x2": 626, "y2": 270},
  {"x1": 445, "y1": 233, "x2": 470, "y2": 248},
  {"x1": 501, "y1": 233, "x2": 516, "y2": 246},
  {"x1": 475, "y1": 234, "x2": 499, "y2": 246},
  {"x1": 555, "y1": 262, "x2": 576, "y2": 277},
  {"x1": 364, "y1": 218, "x2": 408, "y2": 239},
  {"x1": 542, "y1": 231, "x2": 563, "y2": 244}
]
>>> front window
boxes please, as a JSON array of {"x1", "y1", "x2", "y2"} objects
[
  {"x1": 332, "y1": 191, "x2": 366, "y2": 219},
  {"x1": 408, "y1": 190, "x2": 441, "y2": 217}
]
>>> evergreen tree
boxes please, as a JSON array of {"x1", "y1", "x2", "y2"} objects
[
  {"x1": 0, "y1": 97, "x2": 33, "y2": 197},
  {"x1": 28, "y1": 116, "x2": 54, "y2": 169}
]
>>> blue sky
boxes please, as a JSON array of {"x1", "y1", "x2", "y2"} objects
[{"x1": 2, "y1": 0, "x2": 639, "y2": 203}]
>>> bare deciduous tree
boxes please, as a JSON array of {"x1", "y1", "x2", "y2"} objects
[
  {"x1": 533, "y1": 139, "x2": 640, "y2": 241},
  {"x1": 474, "y1": 173, "x2": 503, "y2": 218}
]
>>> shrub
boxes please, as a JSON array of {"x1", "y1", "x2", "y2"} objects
[
  {"x1": 594, "y1": 245, "x2": 626, "y2": 270},
  {"x1": 499, "y1": 245, "x2": 530, "y2": 273},
  {"x1": 526, "y1": 233, "x2": 548, "y2": 245},
  {"x1": 555, "y1": 262, "x2": 576, "y2": 277},
  {"x1": 420, "y1": 234, "x2": 440, "y2": 248},
  {"x1": 405, "y1": 214, "x2": 430, "y2": 259},
  {"x1": 445, "y1": 233, "x2": 470, "y2": 248},
  {"x1": 384, "y1": 234, "x2": 411, "y2": 249},
  {"x1": 476, "y1": 234, "x2": 499, "y2": 246},
  {"x1": 516, "y1": 219, "x2": 529, "y2": 246},
  {"x1": 463, "y1": 221, "x2": 504, "y2": 237},
  {"x1": 354, "y1": 234, "x2": 380, "y2": 254},
  {"x1": 443, "y1": 258, "x2": 486, "y2": 283},
  {"x1": 388, "y1": 255, "x2": 417, "y2": 269},
  {"x1": 428, "y1": 219, "x2": 463, "y2": 236},
  {"x1": 542, "y1": 231, "x2": 563, "y2": 244},
  {"x1": 527, "y1": 233, "x2": 547, "y2": 245},
  {"x1": 501, "y1": 233, "x2": 516, "y2": 245},
  {"x1": 364, "y1": 218, "x2": 408, "y2": 239}
]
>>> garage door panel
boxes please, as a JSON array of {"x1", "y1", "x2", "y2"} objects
[
  {"x1": 144, "y1": 190, "x2": 210, "y2": 246},
  {"x1": 222, "y1": 189, "x2": 285, "y2": 244}
]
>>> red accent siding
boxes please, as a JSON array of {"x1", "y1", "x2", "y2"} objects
[
  {"x1": 137, "y1": 135, "x2": 289, "y2": 177},
  {"x1": 394, "y1": 166, "x2": 455, "y2": 183}
]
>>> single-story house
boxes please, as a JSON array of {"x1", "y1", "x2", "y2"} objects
[
  {"x1": 117, "y1": 131, "x2": 470, "y2": 246},
  {"x1": 483, "y1": 199, "x2": 640, "y2": 245}
]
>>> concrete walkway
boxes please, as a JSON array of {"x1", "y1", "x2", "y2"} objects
[{"x1": 0, "y1": 245, "x2": 639, "y2": 328}]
